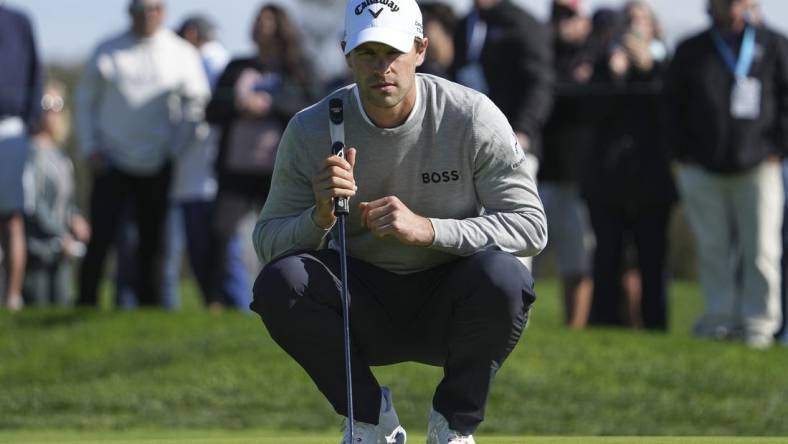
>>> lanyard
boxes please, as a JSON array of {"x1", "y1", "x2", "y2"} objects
[
  {"x1": 466, "y1": 10, "x2": 487, "y2": 63},
  {"x1": 711, "y1": 26, "x2": 756, "y2": 78}
]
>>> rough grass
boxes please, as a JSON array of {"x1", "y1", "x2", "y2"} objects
[{"x1": 1, "y1": 280, "x2": 787, "y2": 440}]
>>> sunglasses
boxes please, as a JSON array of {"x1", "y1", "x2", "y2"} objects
[{"x1": 41, "y1": 94, "x2": 64, "y2": 113}]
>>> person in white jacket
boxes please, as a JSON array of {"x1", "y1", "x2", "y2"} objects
[{"x1": 75, "y1": 0, "x2": 210, "y2": 307}]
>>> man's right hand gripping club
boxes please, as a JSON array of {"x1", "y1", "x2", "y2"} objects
[{"x1": 311, "y1": 147, "x2": 358, "y2": 229}]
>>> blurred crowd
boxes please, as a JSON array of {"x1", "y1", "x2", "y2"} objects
[{"x1": 0, "y1": 0, "x2": 786, "y2": 348}]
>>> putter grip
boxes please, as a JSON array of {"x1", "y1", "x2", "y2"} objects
[{"x1": 332, "y1": 141, "x2": 350, "y2": 215}]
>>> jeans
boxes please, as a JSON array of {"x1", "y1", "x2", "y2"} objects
[{"x1": 160, "y1": 200, "x2": 250, "y2": 309}]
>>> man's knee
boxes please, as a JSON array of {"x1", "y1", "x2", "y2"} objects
[
  {"x1": 465, "y1": 250, "x2": 536, "y2": 315},
  {"x1": 250, "y1": 254, "x2": 309, "y2": 317}
]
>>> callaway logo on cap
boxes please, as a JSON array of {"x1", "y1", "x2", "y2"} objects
[{"x1": 343, "y1": 0, "x2": 423, "y2": 55}]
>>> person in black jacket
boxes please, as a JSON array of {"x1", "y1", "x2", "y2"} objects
[
  {"x1": 205, "y1": 4, "x2": 316, "y2": 309},
  {"x1": 665, "y1": 0, "x2": 788, "y2": 348},
  {"x1": 537, "y1": 0, "x2": 596, "y2": 329},
  {"x1": 451, "y1": 0, "x2": 553, "y2": 272},
  {"x1": 583, "y1": 1, "x2": 676, "y2": 331},
  {"x1": 451, "y1": 0, "x2": 553, "y2": 156}
]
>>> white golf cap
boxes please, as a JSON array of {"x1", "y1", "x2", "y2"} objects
[{"x1": 343, "y1": 0, "x2": 424, "y2": 55}]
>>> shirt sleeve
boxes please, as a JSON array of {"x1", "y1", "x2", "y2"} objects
[
  {"x1": 511, "y1": 19, "x2": 554, "y2": 148},
  {"x1": 775, "y1": 31, "x2": 788, "y2": 155},
  {"x1": 22, "y1": 13, "x2": 43, "y2": 132},
  {"x1": 169, "y1": 43, "x2": 212, "y2": 158},
  {"x1": 74, "y1": 47, "x2": 104, "y2": 158},
  {"x1": 429, "y1": 96, "x2": 548, "y2": 257},
  {"x1": 663, "y1": 39, "x2": 691, "y2": 161},
  {"x1": 252, "y1": 115, "x2": 331, "y2": 264}
]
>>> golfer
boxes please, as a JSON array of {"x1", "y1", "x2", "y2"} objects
[{"x1": 250, "y1": 0, "x2": 547, "y2": 442}]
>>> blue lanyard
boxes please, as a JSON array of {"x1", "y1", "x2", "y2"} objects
[{"x1": 711, "y1": 26, "x2": 756, "y2": 78}]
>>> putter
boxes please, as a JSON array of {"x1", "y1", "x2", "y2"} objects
[{"x1": 329, "y1": 98, "x2": 354, "y2": 441}]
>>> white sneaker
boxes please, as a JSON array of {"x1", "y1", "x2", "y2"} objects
[
  {"x1": 743, "y1": 333, "x2": 773, "y2": 350},
  {"x1": 426, "y1": 408, "x2": 476, "y2": 444},
  {"x1": 340, "y1": 386, "x2": 407, "y2": 444}
]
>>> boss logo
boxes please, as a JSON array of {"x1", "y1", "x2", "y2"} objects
[{"x1": 422, "y1": 170, "x2": 460, "y2": 184}]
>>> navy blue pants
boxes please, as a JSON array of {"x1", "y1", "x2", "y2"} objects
[{"x1": 250, "y1": 249, "x2": 536, "y2": 435}]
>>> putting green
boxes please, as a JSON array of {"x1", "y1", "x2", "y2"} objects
[{"x1": 0, "y1": 431, "x2": 786, "y2": 444}]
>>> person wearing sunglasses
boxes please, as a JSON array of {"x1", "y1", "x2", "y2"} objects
[{"x1": 23, "y1": 80, "x2": 91, "y2": 306}]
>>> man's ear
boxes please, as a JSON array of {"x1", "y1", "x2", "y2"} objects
[{"x1": 415, "y1": 37, "x2": 429, "y2": 67}]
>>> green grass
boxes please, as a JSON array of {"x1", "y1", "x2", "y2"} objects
[
  {"x1": 1, "y1": 280, "x2": 787, "y2": 441},
  {"x1": 1, "y1": 431, "x2": 788, "y2": 444}
]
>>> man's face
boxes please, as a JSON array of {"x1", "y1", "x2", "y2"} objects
[
  {"x1": 346, "y1": 40, "x2": 426, "y2": 112},
  {"x1": 709, "y1": 0, "x2": 757, "y2": 31},
  {"x1": 130, "y1": 0, "x2": 165, "y2": 37}
]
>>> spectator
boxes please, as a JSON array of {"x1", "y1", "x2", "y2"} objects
[
  {"x1": 537, "y1": 0, "x2": 595, "y2": 329},
  {"x1": 451, "y1": 0, "x2": 554, "y2": 270},
  {"x1": 584, "y1": 1, "x2": 676, "y2": 330},
  {"x1": 780, "y1": 159, "x2": 788, "y2": 344},
  {"x1": 665, "y1": 0, "x2": 788, "y2": 348},
  {"x1": 205, "y1": 3, "x2": 316, "y2": 309},
  {"x1": 155, "y1": 14, "x2": 250, "y2": 310},
  {"x1": 418, "y1": 2, "x2": 456, "y2": 79},
  {"x1": 22, "y1": 80, "x2": 90, "y2": 306},
  {"x1": 0, "y1": 3, "x2": 42, "y2": 312},
  {"x1": 75, "y1": 0, "x2": 210, "y2": 307}
]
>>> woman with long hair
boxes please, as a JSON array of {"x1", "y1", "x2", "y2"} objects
[
  {"x1": 583, "y1": 0, "x2": 676, "y2": 330},
  {"x1": 205, "y1": 3, "x2": 316, "y2": 309}
]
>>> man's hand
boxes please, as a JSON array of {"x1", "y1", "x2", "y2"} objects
[
  {"x1": 70, "y1": 214, "x2": 91, "y2": 243},
  {"x1": 311, "y1": 148, "x2": 357, "y2": 229},
  {"x1": 358, "y1": 196, "x2": 435, "y2": 247}
]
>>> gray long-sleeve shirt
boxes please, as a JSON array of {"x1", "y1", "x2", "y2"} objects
[{"x1": 254, "y1": 74, "x2": 547, "y2": 274}]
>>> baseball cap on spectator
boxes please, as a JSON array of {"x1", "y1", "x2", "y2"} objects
[
  {"x1": 177, "y1": 15, "x2": 216, "y2": 40},
  {"x1": 343, "y1": 0, "x2": 424, "y2": 55}
]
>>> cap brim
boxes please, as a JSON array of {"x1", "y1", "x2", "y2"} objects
[{"x1": 344, "y1": 27, "x2": 415, "y2": 55}]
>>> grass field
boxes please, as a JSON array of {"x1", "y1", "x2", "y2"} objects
[
  {"x1": 2, "y1": 431, "x2": 788, "y2": 444},
  {"x1": 1, "y1": 279, "x2": 787, "y2": 443}
]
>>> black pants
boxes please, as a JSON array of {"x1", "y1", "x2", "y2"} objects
[
  {"x1": 78, "y1": 165, "x2": 171, "y2": 306},
  {"x1": 588, "y1": 202, "x2": 672, "y2": 330},
  {"x1": 251, "y1": 249, "x2": 535, "y2": 435}
]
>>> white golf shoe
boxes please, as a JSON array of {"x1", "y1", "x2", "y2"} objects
[
  {"x1": 340, "y1": 386, "x2": 407, "y2": 444},
  {"x1": 426, "y1": 409, "x2": 476, "y2": 444}
]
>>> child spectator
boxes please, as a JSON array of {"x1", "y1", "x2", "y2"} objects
[{"x1": 23, "y1": 80, "x2": 90, "y2": 306}]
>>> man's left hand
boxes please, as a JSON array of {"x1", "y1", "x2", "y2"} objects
[{"x1": 359, "y1": 196, "x2": 435, "y2": 247}]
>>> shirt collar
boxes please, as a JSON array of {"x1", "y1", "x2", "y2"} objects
[{"x1": 352, "y1": 78, "x2": 421, "y2": 129}]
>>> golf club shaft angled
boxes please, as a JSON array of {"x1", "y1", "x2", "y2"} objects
[
  {"x1": 329, "y1": 98, "x2": 354, "y2": 440},
  {"x1": 337, "y1": 213, "x2": 353, "y2": 439}
]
